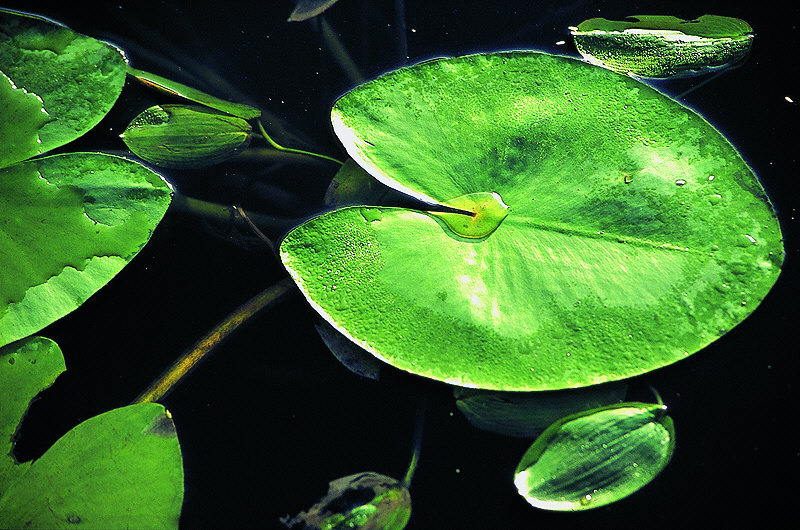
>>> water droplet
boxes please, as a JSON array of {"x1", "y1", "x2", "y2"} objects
[
  {"x1": 580, "y1": 494, "x2": 592, "y2": 505},
  {"x1": 675, "y1": 179, "x2": 686, "y2": 186}
]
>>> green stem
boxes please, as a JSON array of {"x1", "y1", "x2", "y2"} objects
[
  {"x1": 319, "y1": 15, "x2": 366, "y2": 85},
  {"x1": 132, "y1": 278, "x2": 294, "y2": 404},
  {"x1": 401, "y1": 397, "x2": 427, "y2": 489},
  {"x1": 256, "y1": 120, "x2": 343, "y2": 165},
  {"x1": 170, "y1": 194, "x2": 299, "y2": 242}
]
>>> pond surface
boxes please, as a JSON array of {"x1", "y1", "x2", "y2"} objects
[{"x1": 5, "y1": 0, "x2": 797, "y2": 528}]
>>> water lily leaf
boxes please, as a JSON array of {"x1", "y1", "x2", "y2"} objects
[
  {"x1": 288, "y1": 0, "x2": 342, "y2": 22},
  {"x1": 282, "y1": 472, "x2": 410, "y2": 530},
  {"x1": 0, "y1": 152, "x2": 172, "y2": 349},
  {"x1": 0, "y1": 336, "x2": 65, "y2": 489},
  {"x1": 454, "y1": 382, "x2": 626, "y2": 438},
  {"x1": 121, "y1": 104, "x2": 252, "y2": 168},
  {"x1": 570, "y1": 15, "x2": 755, "y2": 78},
  {"x1": 127, "y1": 66, "x2": 261, "y2": 120},
  {"x1": 514, "y1": 401, "x2": 675, "y2": 511},
  {"x1": 0, "y1": 337, "x2": 183, "y2": 529},
  {"x1": 0, "y1": 9, "x2": 127, "y2": 167},
  {"x1": 280, "y1": 51, "x2": 783, "y2": 391}
]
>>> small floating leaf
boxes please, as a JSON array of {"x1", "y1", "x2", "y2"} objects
[
  {"x1": 288, "y1": 0, "x2": 342, "y2": 22},
  {"x1": 121, "y1": 104, "x2": 252, "y2": 168},
  {"x1": 0, "y1": 153, "x2": 172, "y2": 349},
  {"x1": 571, "y1": 15, "x2": 755, "y2": 78},
  {"x1": 0, "y1": 338, "x2": 184, "y2": 529},
  {"x1": 282, "y1": 472, "x2": 410, "y2": 530},
  {"x1": 127, "y1": 66, "x2": 261, "y2": 120},
  {"x1": 0, "y1": 8, "x2": 127, "y2": 166},
  {"x1": 514, "y1": 401, "x2": 675, "y2": 511},
  {"x1": 454, "y1": 383, "x2": 627, "y2": 438}
]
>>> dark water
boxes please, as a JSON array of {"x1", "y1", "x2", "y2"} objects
[{"x1": 4, "y1": 1, "x2": 798, "y2": 528}]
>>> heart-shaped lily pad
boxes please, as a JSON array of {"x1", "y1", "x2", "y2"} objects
[{"x1": 280, "y1": 51, "x2": 783, "y2": 391}]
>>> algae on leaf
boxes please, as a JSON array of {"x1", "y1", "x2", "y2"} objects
[
  {"x1": 0, "y1": 153, "x2": 172, "y2": 349},
  {"x1": 570, "y1": 15, "x2": 755, "y2": 78},
  {"x1": 281, "y1": 51, "x2": 783, "y2": 391},
  {"x1": 0, "y1": 8, "x2": 127, "y2": 166}
]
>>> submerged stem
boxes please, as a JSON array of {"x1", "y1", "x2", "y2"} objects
[
  {"x1": 256, "y1": 120, "x2": 343, "y2": 165},
  {"x1": 132, "y1": 278, "x2": 294, "y2": 404},
  {"x1": 318, "y1": 15, "x2": 365, "y2": 85},
  {"x1": 401, "y1": 396, "x2": 427, "y2": 489}
]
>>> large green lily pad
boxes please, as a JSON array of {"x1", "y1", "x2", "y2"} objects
[
  {"x1": 280, "y1": 51, "x2": 783, "y2": 391},
  {"x1": 0, "y1": 337, "x2": 184, "y2": 529},
  {"x1": 0, "y1": 9, "x2": 127, "y2": 167},
  {"x1": 0, "y1": 153, "x2": 172, "y2": 348}
]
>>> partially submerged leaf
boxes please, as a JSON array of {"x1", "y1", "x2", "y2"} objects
[
  {"x1": 127, "y1": 66, "x2": 261, "y2": 120},
  {"x1": 514, "y1": 401, "x2": 675, "y2": 511},
  {"x1": 282, "y1": 472, "x2": 410, "y2": 530},
  {"x1": 0, "y1": 153, "x2": 172, "y2": 348},
  {"x1": 315, "y1": 318, "x2": 382, "y2": 380},
  {"x1": 570, "y1": 15, "x2": 755, "y2": 78},
  {"x1": 454, "y1": 383, "x2": 626, "y2": 438},
  {"x1": 122, "y1": 104, "x2": 253, "y2": 168},
  {"x1": 0, "y1": 8, "x2": 127, "y2": 166},
  {"x1": 281, "y1": 51, "x2": 783, "y2": 391},
  {"x1": 288, "y1": 0, "x2": 342, "y2": 22}
]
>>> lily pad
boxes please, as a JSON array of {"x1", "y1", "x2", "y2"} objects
[
  {"x1": 0, "y1": 152, "x2": 172, "y2": 348},
  {"x1": 570, "y1": 15, "x2": 755, "y2": 78},
  {"x1": 513, "y1": 401, "x2": 675, "y2": 511},
  {"x1": 280, "y1": 51, "x2": 783, "y2": 391},
  {"x1": 0, "y1": 337, "x2": 184, "y2": 529},
  {"x1": 0, "y1": 8, "x2": 127, "y2": 166}
]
